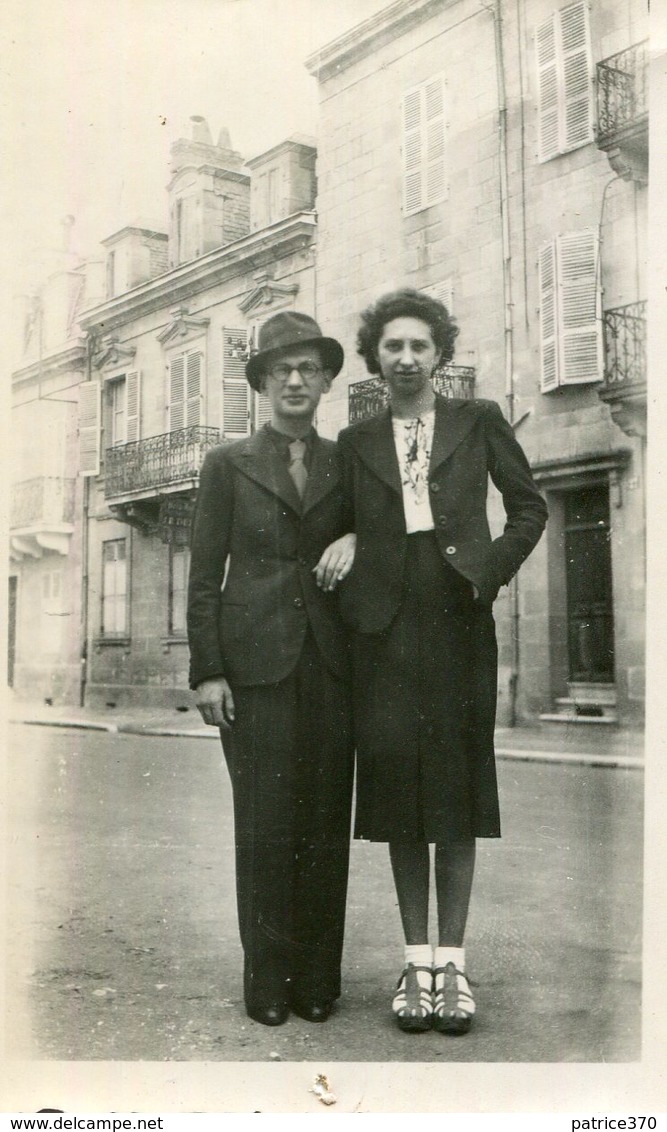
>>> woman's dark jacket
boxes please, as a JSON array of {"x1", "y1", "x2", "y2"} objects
[{"x1": 336, "y1": 395, "x2": 547, "y2": 632}]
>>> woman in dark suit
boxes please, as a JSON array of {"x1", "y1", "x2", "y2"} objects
[{"x1": 331, "y1": 289, "x2": 547, "y2": 1035}]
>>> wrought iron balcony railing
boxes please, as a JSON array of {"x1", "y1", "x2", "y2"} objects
[
  {"x1": 105, "y1": 426, "x2": 221, "y2": 499},
  {"x1": 596, "y1": 41, "x2": 648, "y2": 144},
  {"x1": 348, "y1": 365, "x2": 476, "y2": 424},
  {"x1": 11, "y1": 476, "x2": 76, "y2": 530},
  {"x1": 602, "y1": 301, "x2": 646, "y2": 393}
]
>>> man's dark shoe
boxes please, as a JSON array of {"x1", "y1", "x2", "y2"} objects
[
  {"x1": 246, "y1": 1000, "x2": 290, "y2": 1027},
  {"x1": 289, "y1": 995, "x2": 335, "y2": 1023}
]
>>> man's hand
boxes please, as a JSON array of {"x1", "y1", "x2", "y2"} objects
[
  {"x1": 314, "y1": 533, "x2": 357, "y2": 591},
  {"x1": 194, "y1": 677, "x2": 236, "y2": 729}
]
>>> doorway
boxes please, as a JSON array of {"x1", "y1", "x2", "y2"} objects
[{"x1": 564, "y1": 485, "x2": 614, "y2": 683}]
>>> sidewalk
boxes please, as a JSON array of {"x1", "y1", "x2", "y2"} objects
[{"x1": 7, "y1": 694, "x2": 644, "y2": 768}]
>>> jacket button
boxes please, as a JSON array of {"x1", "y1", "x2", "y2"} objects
[
  {"x1": 293, "y1": 597, "x2": 304, "y2": 609},
  {"x1": 437, "y1": 515, "x2": 448, "y2": 528},
  {"x1": 430, "y1": 482, "x2": 440, "y2": 493},
  {"x1": 445, "y1": 545, "x2": 456, "y2": 555}
]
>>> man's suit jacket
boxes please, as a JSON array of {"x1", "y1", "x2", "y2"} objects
[
  {"x1": 187, "y1": 426, "x2": 351, "y2": 689},
  {"x1": 337, "y1": 396, "x2": 547, "y2": 633}
]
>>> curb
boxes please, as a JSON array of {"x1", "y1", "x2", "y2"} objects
[{"x1": 10, "y1": 716, "x2": 644, "y2": 768}]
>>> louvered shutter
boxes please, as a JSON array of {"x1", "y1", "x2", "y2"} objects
[
  {"x1": 125, "y1": 370, "x2": 141, "y2": 442},
  {"x1": 78, "y1": 381, "x2": 101, "y2": 475},
  {"x1": 222, "y1": 328, "x2": 250, "y2": 437},
  {"x1": 537, "y1": 3, "x2": 591, "y2": 160},
  {"x1": 424, "y1": 279, "x2": 454, "y2": 314},
  {"x1": 168, "y1": 355, "x2": 185, "y2": 431},
  {"x1": 402, "y1": 88, "x2": 423, "y2": 215},
  {"x1": 254, "y1": 391, "x2": 273, "y2": 429},
  {"x1": 536, "y1": 16, "x2": 560, "y2": 160},
  {"x1": 186, "y1": 352, "x2": 202, "y2": 426},
  {"x1": 557, "y1": 229, "x2": 601, "y2": 385},
  {"x1": 560, "y1": 2, "x2": 592, "y2": 150},
  {"x1": 538, "y1": 243, "x2": 559, "y2": 392},
  {"x1": 424, "y1": 77, "x2": 447, "y2": 207},
  {"x1": 402, "y1": 77, "x2": 447, "y2": 216}
]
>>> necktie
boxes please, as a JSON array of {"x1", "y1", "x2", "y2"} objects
[{"x1": 288, "y1": 438, "x2": 308, "y2": 500}]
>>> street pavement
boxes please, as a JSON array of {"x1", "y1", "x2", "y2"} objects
[{"x1": 4, "y1": 719, "x2": 642, "y2": 1064}]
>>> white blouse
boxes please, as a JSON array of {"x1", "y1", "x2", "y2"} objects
[{"x1": 391, "y1": 409, "x2": 435, "y2": 533}]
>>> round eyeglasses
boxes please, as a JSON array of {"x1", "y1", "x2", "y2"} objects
[{"x1": 267, "y1": 361, "x2": 323, "y2": 382}]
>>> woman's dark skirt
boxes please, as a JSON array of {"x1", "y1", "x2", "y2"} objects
[{"x1": 352, "y1": 531, "x2": 501, "y2": 843}]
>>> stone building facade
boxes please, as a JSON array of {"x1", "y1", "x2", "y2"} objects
[
  {"x1": 8, "y1": 122, "x2": 318, "y2": 709},
  {"x1": 307, "y1": 0, "x2": 647, "y2": 727},
  {"x1": 75, "y1": 120, "x2": 318, "y2": 707},
  {"x1": 9, "y1": 229, "x2": 105, "y2": 702}
]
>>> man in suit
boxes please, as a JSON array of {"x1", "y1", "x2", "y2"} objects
[{"x1": 187, "y1": 311, "x2": 355, "y2": 1027}]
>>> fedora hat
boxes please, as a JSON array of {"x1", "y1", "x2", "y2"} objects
[{"x1": 246, "y1": 311, "x2": 344, "y2": 391}]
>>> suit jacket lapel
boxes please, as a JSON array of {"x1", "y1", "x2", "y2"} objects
[
  {"x1": 429, "y1": 396, "x2": 480, "y2": 474},
  {"x1": 345, "y1": 408, "x2": 402, "y2": 495},
  {"x1": 231, "y1": 427, "x2": 302, "y2": 513}
]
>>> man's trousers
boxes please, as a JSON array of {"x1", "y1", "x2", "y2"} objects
[{"x1": 222, "y1": 631, "x2": 354, "y2": 1008}]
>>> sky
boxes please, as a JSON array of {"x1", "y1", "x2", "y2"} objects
[{"x1": 2, "y1": 0, "x2": 390, "y2": 295}]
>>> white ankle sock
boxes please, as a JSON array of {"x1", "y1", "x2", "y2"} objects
[
  {"x1": 404, "y1": 944, "x2": 433, "y2": 968},
  {"x1": 434, "y1": 945, "x2": 465, "y2": 971}
]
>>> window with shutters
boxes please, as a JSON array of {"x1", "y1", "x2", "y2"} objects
[
  {"x1": 78, "y1": 381, "x2": 101, "y2": 476},
  {"x1": 402, "y1": 75, "x2": 447, "y2": 217},
  {"x1": 222, "y1": 328, "x2": 250, "y2": 437},
  {"x1": 168, "y1": 545, "x2": 190, "y2": 637},
  {"x1": 538, "y1": 229, "x2": 602, "y2": 391},
  {"x1": 167, "y1": 349, "x2": 203, "y2": 431},
  {"x1": 104, "y1": 371, "x2": 141, "y2": 447},
  {"x1": 536, "y1": 2, "x2": 593, "y2": 161},
  {"x1": 101, "y1": 538, "x2": 128, "y2": 638},
  {"x1": 222, "y1": 325, "x2": 274, "y2": 437}
]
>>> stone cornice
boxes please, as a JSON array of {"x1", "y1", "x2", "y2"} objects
[
  {"x1": 78, "y1": 213, "x2": 316, "y2": 334},
  {"x1": 12, "y1": 341, "x2": 87, "y2": 385},
  {"x1": 304, "y1": 0, "x2": 450, "y2": 82}
]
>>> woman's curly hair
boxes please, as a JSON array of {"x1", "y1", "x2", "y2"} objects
[{"x1": 356, "y1": 288, "x2": 459, "y2": 375}]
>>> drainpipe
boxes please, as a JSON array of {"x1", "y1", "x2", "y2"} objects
[
  {"x1": 79, "y1": 334, "x2": 93, "y2": 706},
  {"x1": 490, "y1": 0, "x2": 520, "y2": 726}
]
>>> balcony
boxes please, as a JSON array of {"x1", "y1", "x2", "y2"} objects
[
  {"x1": 104, "y1": 426, "x2": 222, "y2": 538},
  {"x1": 10, "y1": 477, "x2": 76, "y2": 560},
  {"x1": 598, "y1": 301, "x2": 646, "y2": 437},
  {"x1": 348, "y1": 365, "x2": 476, "y2": 424},
  {"x1": 105, "y1": 426, "x2": 221, "y2": 501},
  {"x1": 596, "y1": 42, "x2": 648, "y2": 183}
]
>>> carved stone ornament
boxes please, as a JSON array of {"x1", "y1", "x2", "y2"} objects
[
  {"x1": 238, "y1": 273, "x2": 299, "y2": 315},
  {"x1": 93, "y1": 337, "x2": 137, "y2": 372},
  {"x1": 156, "y1": 307, "x2": 211, "y2": 347}
]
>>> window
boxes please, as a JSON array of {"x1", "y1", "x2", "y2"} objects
[
  {"x1": 538, "y1": 229, "x2": 602, "y2": 391},
  {"x1": 106, "y1": 251, "x2": 115, "y2": 298},
  {"x1": 222, "y1": 327, "x2": 271, "y2": 437},
  {"x1": 102, "y1": 539, "x2": 128, "y2": 637},
  {"x1": 176, "y1": 196, "x2": 197, "y2": 263},
  {"x1": 167, "y1": 350, "x2": 203, "y2": 431},
  {"x1": 105, "y1": 372, "x2": 141, "y2": 447},
  {"x1": 536, "y1": 2, "x2": 593, "y2": 161},
  {"x1": 169, "y1": 545, "x2": 190, "y2": 636},
  {"x1": 401, "y1": 75, "x2": 447, "y2": 216}
]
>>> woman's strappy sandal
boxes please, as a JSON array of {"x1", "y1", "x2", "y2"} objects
[
  {"x1": 433, "y1": 962, "x2": 475, "y2": 1035},
  {"x1": 392, "y1": 963, "x2": 434, "y2": 1033}
]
